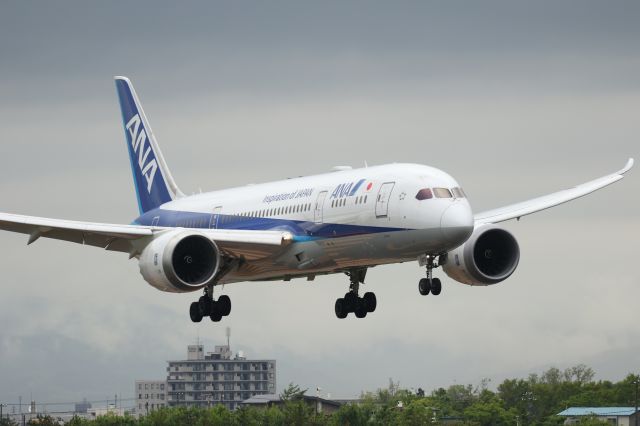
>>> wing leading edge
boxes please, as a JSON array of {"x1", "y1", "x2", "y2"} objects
[
  {"x1": 0, "y1": 212, "x2": 292, "y2": 257},
  {"x1": 474, "y1": 158, "x2": 634, "y2": 225}
]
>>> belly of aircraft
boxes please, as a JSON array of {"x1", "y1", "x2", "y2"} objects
[{"x1": 219, "y1": 227, "x2": 450, "y2": 284}]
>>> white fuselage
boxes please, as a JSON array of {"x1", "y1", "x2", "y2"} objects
[{"x1": 135, "y1": 163, "x2": 475, "y2": 284}]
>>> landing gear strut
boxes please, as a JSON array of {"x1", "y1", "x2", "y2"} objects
[
  {"x1": 335, "y1": 268, "x2": 376, "y2": 319},
  {"x1": 419, "y1": 254, "x2": 442, "y2": 296},
  {"x1": 189, "y1": 283, "x2": 232, "y2": 323}
]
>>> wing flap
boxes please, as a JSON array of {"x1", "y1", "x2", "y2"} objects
[
  {"x1": 474, "y1": 158, "x2": 634, "y2": 225},
  {"x1": 203, "y1": 229, "x2": 293, "y2": 260}
]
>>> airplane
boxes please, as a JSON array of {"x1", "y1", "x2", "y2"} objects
[{"x1": 0, "y1": 76, "x2": 633, "y2": 323}]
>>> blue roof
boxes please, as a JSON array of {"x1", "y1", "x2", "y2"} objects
[{"x1": 558, "y1": 407, "x2": 638, "y2": 417}]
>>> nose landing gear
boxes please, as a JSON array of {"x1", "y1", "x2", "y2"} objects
[{"x1": 419, "y1": 254, "x2": 443, "y2": 296}]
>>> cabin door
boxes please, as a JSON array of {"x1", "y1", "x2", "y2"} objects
[
  {"x1": 375, "y1": 182, "x2": 395, "y2": 218},
  {"x1": 314, "y1": 191, "x2": 328, "y2": 224},
  {"x1": 209, "y1": 206, "x2": 223, "y2": 229}
]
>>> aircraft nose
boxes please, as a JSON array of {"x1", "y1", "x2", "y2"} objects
[{"x1": 440, "y1": 201, "x2": 474, "y2": 244}]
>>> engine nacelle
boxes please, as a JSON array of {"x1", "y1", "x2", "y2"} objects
[
  {"x1": 138, "y1": 230, "x2": 220, "y2": 293},
  {"x1": 443, "y1": 226, "x2": 520, "y2": 286}
]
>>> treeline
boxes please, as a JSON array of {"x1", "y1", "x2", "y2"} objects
[{"x1": 3, "y1": 365, "x2": 638, "y2": 426}]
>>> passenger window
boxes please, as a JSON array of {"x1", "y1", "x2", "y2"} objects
[
  {"x1": 415, "y1": 188, "x2": 433, "y2": 200},
  {"x1": 433, "y1": 188, "x2": 453, "y2": 198}
]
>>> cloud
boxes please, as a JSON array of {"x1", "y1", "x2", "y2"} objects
[{"x1": 0, "y1": 0, "x2": 638, "y2": 406}]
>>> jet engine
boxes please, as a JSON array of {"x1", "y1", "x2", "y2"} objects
[
  {"x1": 443, "y1": 226, "x2": 519, "y2": 286},
  {"x1": 138, "y1": 230, "x2": 220, "y2": 292}
]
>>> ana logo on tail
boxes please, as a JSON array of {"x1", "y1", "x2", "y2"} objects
[{"x1": 126, "y1": 114, "x2": 158, "y2": 193}]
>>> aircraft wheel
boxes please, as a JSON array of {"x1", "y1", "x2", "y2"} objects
[
  {"x1": 430, "y1": 278, "x2": 442, "y2": 296},
  {"x1": 335, "y1": 298, "x2": 348, "y2": 319},
  {"x1": 209, "y1": 302, "x2": 223, "y2": 322},
  {"x1": 419, "y1": 278, "x2": 430, "y2": 296},
  {"x1": 198, "y1": 296, "x2": 212, "y2": 316},
  {"x1": 363, "y1": 292, "x2": 377, "y2": 313},
  {"x1": 190, "y1": 302, "x2": 203, "y2": 322},
  {"x1": 218, "y1": 295, "x2": 231, "y2": 316},
  {"x1": 344, "y1": 292, "x2": 358, "y2": 312},
  {"x1": 354, "y1": 299, "x2": 368, "y2": 318}
]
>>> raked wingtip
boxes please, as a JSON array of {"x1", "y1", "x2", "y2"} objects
[{"x1": 620, "y1": 158, "x2": 634, "y2": 174}]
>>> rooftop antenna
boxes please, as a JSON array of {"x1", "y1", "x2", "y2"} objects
[{"x1": 226, "y1": 326, "x2": 231, "y2": 349}]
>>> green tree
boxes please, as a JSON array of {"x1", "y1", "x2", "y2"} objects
[
  {"x1": 281, "y1": 399, "x2": 313, "y2": 426},
  {"x1": 399, "y1": 398, "x2": 435, "y2": 426},
  {"x1": 331, "y1": 403, "x2": 368, "y2": 426},
  {"x1": 199, "y1": 404, "x2": 237, "y2": 426},
  {"x1": 92, "y1": 413, "x2": 137, "y2": 426},
  {"x1": 280, "y1": 383, "x2": 307, "y2": 401},
  {"x1": 234, "y1": 406, "x2": 261, "y2": 426},
  {"x1": 464, "y1": 393, "x2": 516, "y2": 426},
  {"x1": 259, "y1": 406, "x2": 286, "y2": 426},
  {"x1": 66, "y1": 415, "x2": 91, "y2": 426}
]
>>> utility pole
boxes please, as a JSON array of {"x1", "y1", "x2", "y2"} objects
[
  {"x1": 634, "y1": 374, "x2": 638, "y2": 426},
  {"x1": 0, "y1": 403, "x2": 4, "y2": 420}
]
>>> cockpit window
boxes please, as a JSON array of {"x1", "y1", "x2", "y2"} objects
[
  {"x1": 451, "y1": 187, "x2": 466, "y2": 198},
  {"x1": 433, "y1": 188, "x2": 453, "y2": 198},
  {"x1": 415, "y1": 188, "x2": 433, "y2": 200}
]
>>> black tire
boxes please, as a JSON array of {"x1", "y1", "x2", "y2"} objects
[
  {"x1": 430, "y1": 278, "x2": 442, "y2": 296},
  {"x1": 210, "y1": 302, "x2": 223, "y2": 322},
  {"x1": 344, "y1": 292, "x2": 358, "y2": 312},
  {"x1": 218, "y1": 295, "x2": 231, "y2": 316},
  {"x1": 198, "y1": 296, "x2": 213, "y2": 316},
  {"x1": 354, "y1": 299, "x2": 368, "y2": 318},
  {"x1": 190, "y1": 302, "x2": 203, "y2": 323},
  {"x1": 419, "y1": 278, "x2": 430, "y2": 296},
  {"x1": 335, "y1": 298, "x2": 348, "y2": 319},
  {"x1": 363, "y1": 292, "x2": 377, "y2": 313}
]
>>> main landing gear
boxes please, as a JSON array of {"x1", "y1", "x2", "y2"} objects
[
  {"x1": 335, "y1": 268, "x2": 377, "y2": 319},
  {"x1": 189, "y1": 284, "x2": 231, "y2": 323},
  {"x1": 419, "y1": 254, "x2": 442, "y2": 296}
]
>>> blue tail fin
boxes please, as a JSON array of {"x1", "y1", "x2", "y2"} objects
[{"x1": 115, "y1": 76, "x2": 183, "y2": 214}]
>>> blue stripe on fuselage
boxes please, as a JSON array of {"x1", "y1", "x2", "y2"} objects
[{"x1": 133, "y1": 209, "x2": 408, "y2": 240}]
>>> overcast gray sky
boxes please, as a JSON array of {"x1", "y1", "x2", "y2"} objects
[{"x1": 0, "y1": 0, "x2": 638, "y2": 409}]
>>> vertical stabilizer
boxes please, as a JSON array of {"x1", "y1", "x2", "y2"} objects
[{"x1": 115, "y1": 76, "x2": 183, "y2": 214}]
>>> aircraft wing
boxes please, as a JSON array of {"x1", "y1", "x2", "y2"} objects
[
  {"x1": 0, "y1": 212, "x2": 293, "y2": 257},
  {"x1": 474, "y1": 158, "x2": 634, "y2": 225}
]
